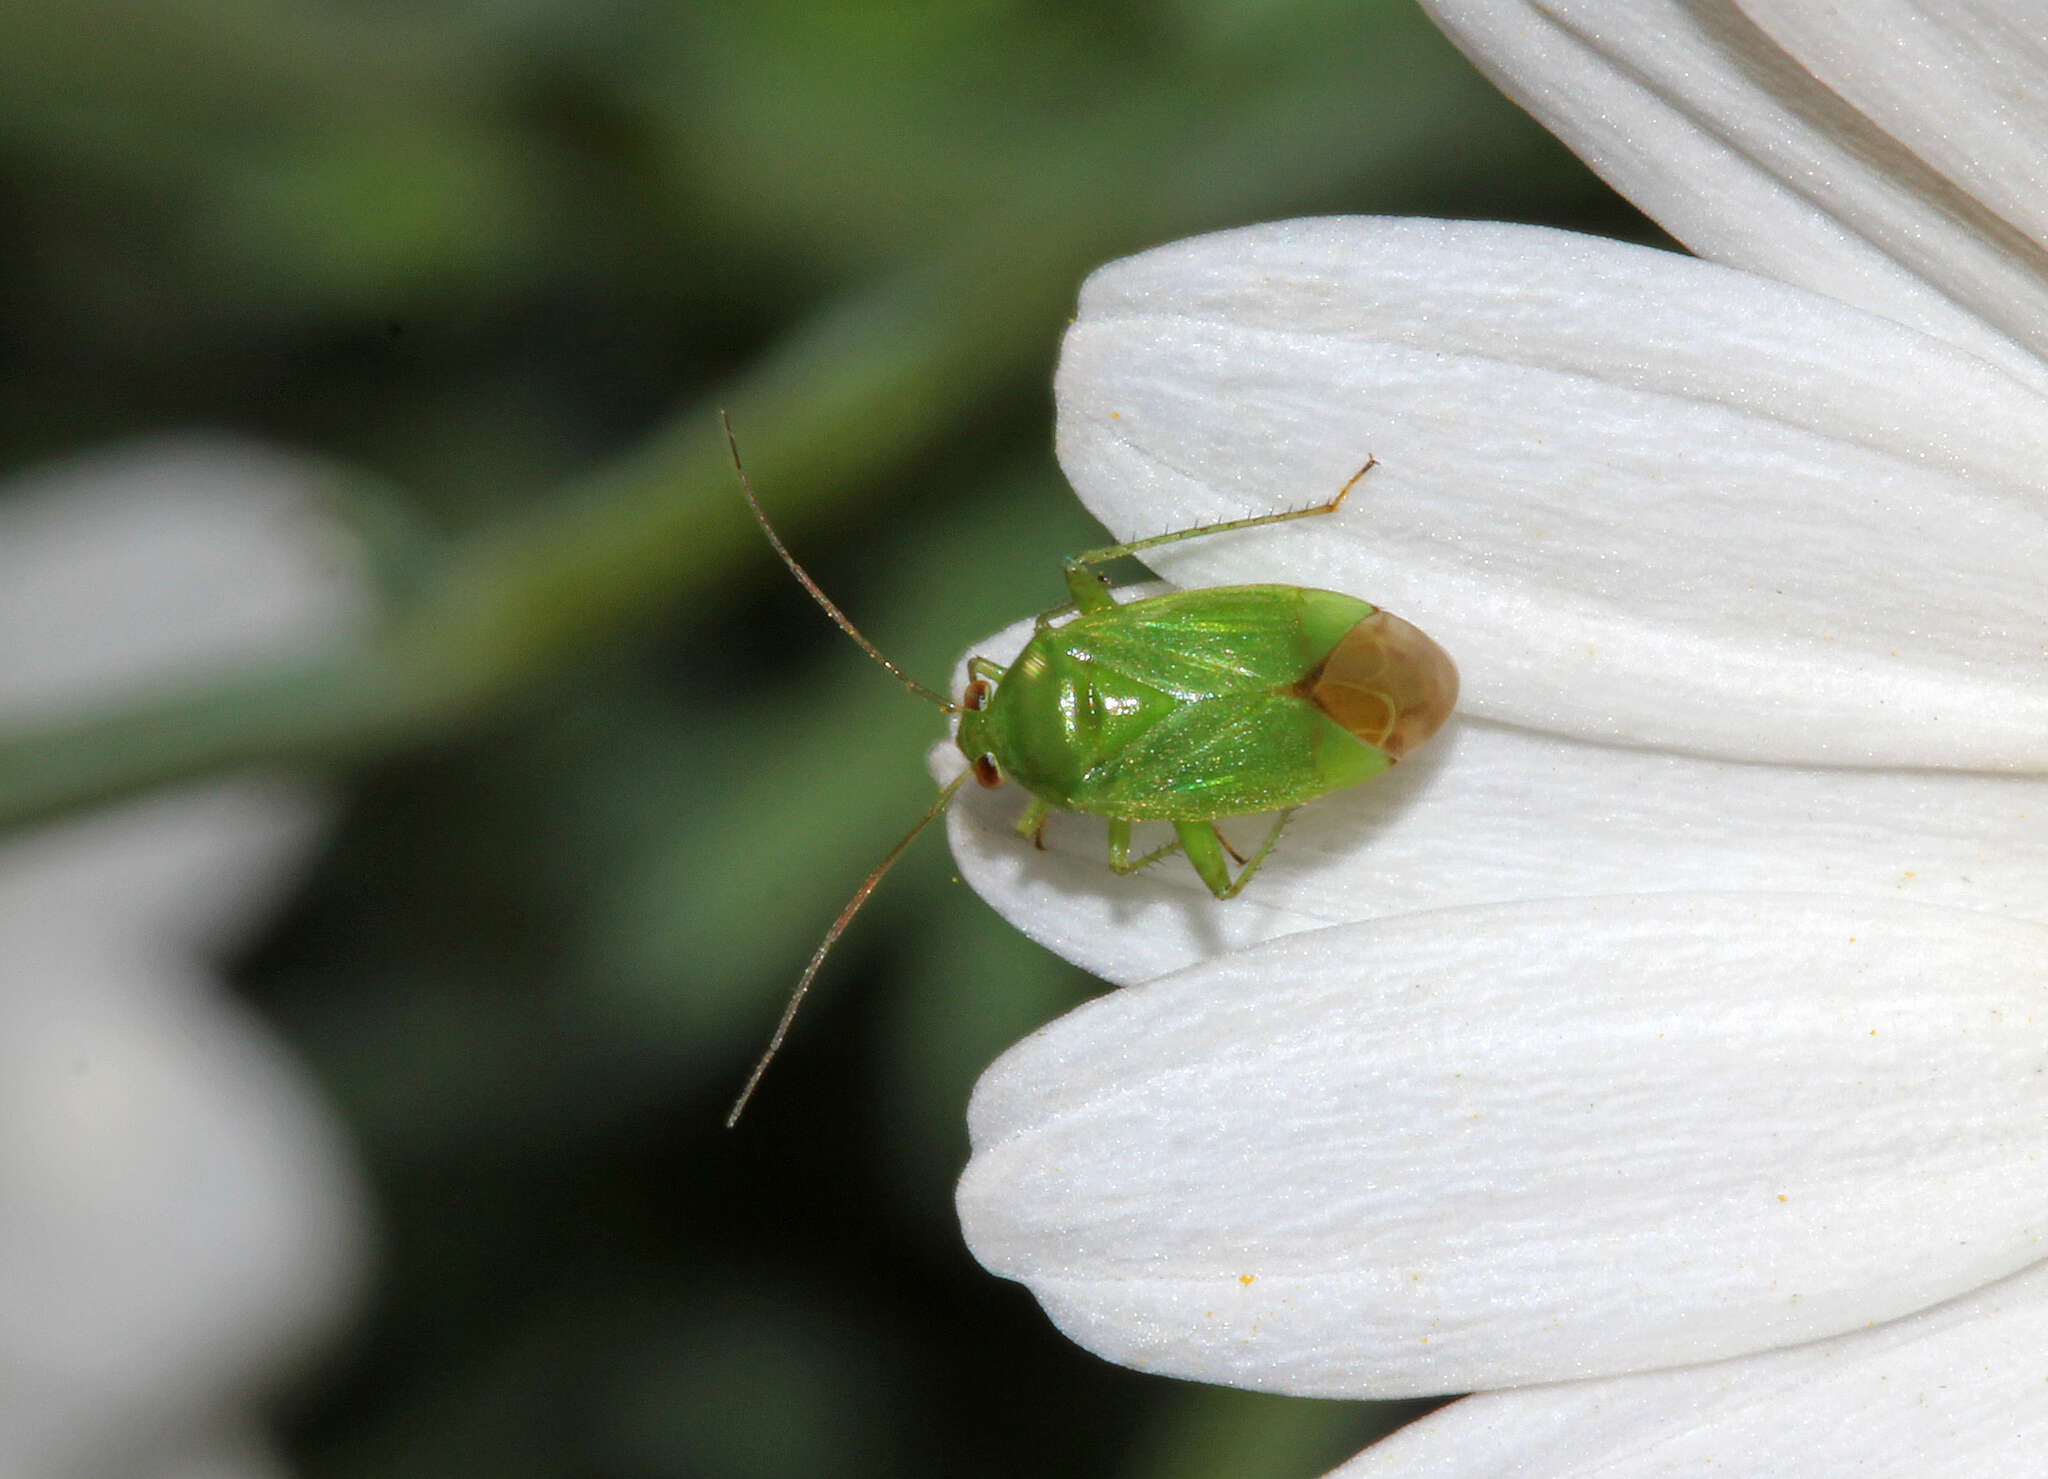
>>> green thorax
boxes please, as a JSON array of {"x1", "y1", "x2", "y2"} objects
[{"x1": 971, "y1": 584, "x2": 1392, "y2": 820}]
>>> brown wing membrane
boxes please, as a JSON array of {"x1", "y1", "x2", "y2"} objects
[{"x1": 1307, "y1": 609, "x2": 1458, "y2": 759}]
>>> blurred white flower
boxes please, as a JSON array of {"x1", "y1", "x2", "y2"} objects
[
  {"x1": 949, "y1": 0, "x2": 2048, "y2": 1467},
  {"x1": 0, "y1": 442, "x2": 372, "y2": 1479}
]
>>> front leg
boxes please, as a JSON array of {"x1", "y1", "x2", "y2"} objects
[{"x1": 1013, "y1": 797, "x2": 1053, "y2": 848}]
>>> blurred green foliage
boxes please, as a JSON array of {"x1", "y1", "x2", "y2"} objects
[{"x1": 0, "y1": 0, "x2": 1652, "y2": 1474}]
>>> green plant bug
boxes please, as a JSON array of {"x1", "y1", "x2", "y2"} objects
[{"x1": 722, "y1": 413, "x2": 1456, "y2": 1124}]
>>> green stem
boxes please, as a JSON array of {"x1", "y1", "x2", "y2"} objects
[{"x1": 0, "y1": 253, "x2": 1056, "y2": 828}]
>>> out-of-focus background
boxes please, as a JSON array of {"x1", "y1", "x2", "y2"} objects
[{"x1": 0, "y1": 2, "x2": 1658, "y2": 1474}]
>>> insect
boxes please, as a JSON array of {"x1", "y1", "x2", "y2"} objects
[{"x1": 723, "y1": 413, "x2": 1455, "y2": 1124}]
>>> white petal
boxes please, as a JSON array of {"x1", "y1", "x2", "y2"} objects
[
  {"x1": 1739, "y1": 1, "x2": 2048, "y2": 263},
  {"x1": 1418, "y1": 0, "x2": 2048, "y2": 381},
  {"x1": 0, "y1": 440, "x2": 372, "y2": 954},
  {"x1": 129, "y1": 1427, "x2": 295, "y2": 1479},
  {"x1": 1057, "y1": 218, "x2": 2048, "y2": 767},
  {"x1": 0, "y1": 438, "x2": 369, "y2": 721},
  {"x1": 0, "y1": 942, "x2": 367, "y2": 1477},
  {"x1": 957, "y1": 895, "x2": 2048, "y2": 1396},
  {"x1": 0, "y1": 442, "x2": 372, "y2": 1472},
  {"x1": 942, "y1": 695, "x2": 2048, "y2": 985},
  {"x1": 0, "y1": 781, "x2": 334, "y2": 962},
  {"x1": 1327, "y1": 1259, "x2": 2048, "y2": 1477}
]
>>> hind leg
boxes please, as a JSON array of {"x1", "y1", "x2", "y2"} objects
[{"x1": 1174, "y1": 812, "x2": 1294, "y2": 900}]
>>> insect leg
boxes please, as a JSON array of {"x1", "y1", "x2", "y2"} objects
[
  {"x1": 1013, "y1": 797, "x2": 1053, "y2": 846},
  {"x1": 1173, "y1": 810, "x2": 1296, "y2": 900},
  {"x1": 1059, "y1": 457, "x2": 1377, "y2": 608},
  {"x1": 1174, "y1": 821, "x2": 1235, "y2": 897},
  {"x1": 1218, "y1": 810, "x2": 1295, "y2": 897},
  {"x1": 968, "y1": 656, "x2": 1007, "y2": 683},
  {"x1": 1107, "y1": 818, "x2": 1185, "y2": 875}
]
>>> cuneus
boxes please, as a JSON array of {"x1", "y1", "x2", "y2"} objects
[{"x1": 722, "y1": 413, "x2": 1456, "y2": 1124}]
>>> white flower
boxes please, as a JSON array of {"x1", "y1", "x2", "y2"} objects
[
  {"x1": 948, "y1": 2, "x2": 2048, "y2": 1467},
  {"x1": 0, "y1": 443, "x2": 372, "y2": 1479}
]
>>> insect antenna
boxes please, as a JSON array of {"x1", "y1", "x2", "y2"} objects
[
  {"x1": 723, "y1": 411, "x2": 956, "y2": 712},
  {"x1": 726, "y1": 770, "x2": 971, "y2": 1127}
]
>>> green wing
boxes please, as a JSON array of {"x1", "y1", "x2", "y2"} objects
[
  {"x1": 1067, "y1": 690, "x2": 1386, "y2": 819},
  {"x1": 1063, "y1": 587, "x2": 1339, "y2": 701}
]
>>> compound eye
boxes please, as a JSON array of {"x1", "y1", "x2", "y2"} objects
[
  {"x1": 971, "y1": 754, "x2": 1003, "y2": 789},
  {"x1": 962, "y1": 679, "x2": 993, "y2": 711}
]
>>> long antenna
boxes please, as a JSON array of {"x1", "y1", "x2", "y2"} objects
[
  {"x1": 726, "y1": 771, "x2": 970, "y2": 1127},
  {"x1": 724, "y1": 411, "x2": 955, "y2": 711}
]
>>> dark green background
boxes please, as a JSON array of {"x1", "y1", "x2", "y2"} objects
[{"x1": 0, "y1": 2, "x2": 1656, "y2": 1474}]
